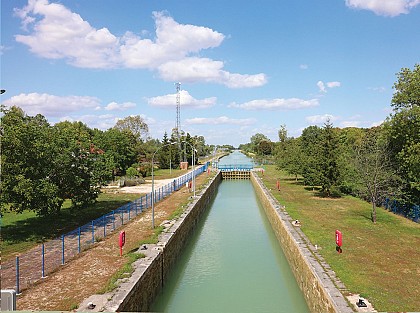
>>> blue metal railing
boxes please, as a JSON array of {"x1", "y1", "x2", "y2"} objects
[{"x1": 217, "y1": 164, "x2": 254, "y2": 171}]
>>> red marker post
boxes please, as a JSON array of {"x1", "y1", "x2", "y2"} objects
[
  {"x1": 335, "y1": 230, "x2": 342, "y2": 253},
  {"x1": 119, "y1": 231, "x2": 126, "y2": 256}
]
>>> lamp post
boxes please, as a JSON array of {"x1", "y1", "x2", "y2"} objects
[
  {"x1": 181, "y1": 141, "x2": 197, "y2": 198},
  {"x1": 152, "y1": 142, "x2": 176, "y2": 228}
]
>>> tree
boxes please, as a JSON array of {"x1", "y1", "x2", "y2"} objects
[
  {"x1": 114, "y1": 115, "x2": 149, "y2": 142},
  {"x1": 319, "y1": 119, "x2": 340, "y2": 196},
  {"x1": 1, "y1": 107, "x2": 63, "y2": 215},
  {"x1": 50, "y1": 121, "x2": 102, "y2": 208},
  {"x1": 157, "y1": 132, "x2": 171, "y2": 169},
  {"x1": 250, "y1": 133, "x2": 270, "y2": 155},
  {"x1": 300, "y1": 125, "x2": 323, "y2": 189},
  {"x1": 391, "y1": 63, "x2": 420, "y2": 110},
  {"x1": 276, "y1": 137, "x2": 304, "y2": 181},
  {"x1": 386, "y1": 64, "x2": 420, "y2": 205},
  {"x1": 354, "y1": 128, "x2": 397, "y2": 223}
]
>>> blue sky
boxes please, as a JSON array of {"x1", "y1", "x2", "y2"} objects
[{"x1": 1, "y1": 0, "x2": 419, "y2": 147}]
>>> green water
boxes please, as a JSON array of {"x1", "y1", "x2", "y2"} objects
[{"x1": 151, "y1": 177, "x2": 310, "y2": 312}]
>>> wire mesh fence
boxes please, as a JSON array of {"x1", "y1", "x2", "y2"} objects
[
  {"x1": 2, "y1": 163, "x2": 209, "y2": 293},
  {"x1": 384, "y1": 198, "x2": 420, "y2": 223}
]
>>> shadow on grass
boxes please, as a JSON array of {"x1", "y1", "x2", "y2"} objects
[
  {"x1": 313, "y1": 190, "x2": 343, "y2": 199},
  {"x1": 3, "y1": 199, "x2": 137, "y2": 245}
]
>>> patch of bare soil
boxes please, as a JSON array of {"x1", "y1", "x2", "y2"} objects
[{"x1": 16, "y1": 174, "x2": 209, "y2": 311}]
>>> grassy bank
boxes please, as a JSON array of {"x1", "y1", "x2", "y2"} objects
[
  {"x1": 2, "y1": 193, "x2": 140, "y2": 260},
  {"x1": 259, "y1": 165, "x2": 420, "y2": 312}
]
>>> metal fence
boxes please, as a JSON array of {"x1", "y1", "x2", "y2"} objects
[
  {"x1": 384, "y1": 198, "x2": 420, "y2": 223},
  {"x1": 2, "y1": 163, "x2": 209, "y2": 294}
]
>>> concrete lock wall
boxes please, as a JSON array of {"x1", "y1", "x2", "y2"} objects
[{"x1": 250, "y1": 172, "x2": 353, "y2": 313}]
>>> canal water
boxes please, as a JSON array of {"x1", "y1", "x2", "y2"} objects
[{"x1": 151, "y1": 151, "x2": 309, "y2": 313}]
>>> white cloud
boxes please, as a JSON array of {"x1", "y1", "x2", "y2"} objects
[
  {"x1": 185, "y1": 116, "x2": 256, "y2": 126},
  {"x1": 340, "y1": 120, "x2": 361, "y2": 128},
  {"x1": 229, "y1": 98, "x2": 319, "y2": 110},
  {"x1": 345, "y1": 0, "x2": 420, "y2": 16},
  {"x1": 306, "y1": 114, "x2": 338, "y2": 124},
  {"x1": 317, "y1": 80, "x2": 341, "y2": 93},
  {"x1": 317, "y1": 81, "x2": 326, "y2": 93},
  {"x1": 14, "y1": 1, "x2": 266, "y2": 88},
  {"x1": 326, "y1": 81, "x2": 341, "y2": 88},
  {"x1": 299, "y1": 64, "x2": 308, "y2": 70},
  {"x1": 147, "y1": 90, "x2": 217, "y2": 109},
  {"x1": 104, "y1": 101, "x2": 136, "y2": 111},
  {"x1": 3, "y1": 92, "x2": 100, "y2": 116},
  {"x1": 157, "y1": 57, "x2": 267, "y2": 88}
]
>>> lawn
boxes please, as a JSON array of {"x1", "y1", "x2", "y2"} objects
[
  {"x1": 259, "y1": 165, "x2": 420, "y2": 312},
  {"x1": 1, "y1": 193, "x2": 140, "y2": 260}
]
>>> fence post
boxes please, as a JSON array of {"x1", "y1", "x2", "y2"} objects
[
  {"x1": 78, "y1": 227, "x2": 81, "y2": 253},
  {"x1": 146, "y1": 193, "x2": 148, "y2": 208},
  {"x1": 42, "y1": 244, "x2": 46, "y2": 278},
  {"x1": 140, "y1": 197, "x2": 143, "y2": 212},
  {"x1": 16, "y1": 256, "x2": 20, "y2": 295},
  {"x1": 61, "y1": 235, "x2": 65, "y2": 265},
  {"x1": 91, "y1": 220, "x2": 95, "y2": 243},
  {"x1": 113, "y1": 210, "x2": 115, "y2": 230},
  {"x1": 121, "y1": 209, "x2": 124, "y2": 225},
  {"x1": 128, "y1": 205, "x2": 131, "y2": 220},
  {"x1": 103, "y1": 215, "x2": 106, "y2": 237}
]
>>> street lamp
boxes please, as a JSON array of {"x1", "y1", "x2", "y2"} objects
[
  {"x1": 181, "y1": 141, "x2": 197, "y2": 198},
  {"x1": 151, "y1": 142, "x2": 176, "y2": 228}
]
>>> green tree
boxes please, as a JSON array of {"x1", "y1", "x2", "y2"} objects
[
  {"x1": 276, "y1": 137, "x2": 303, "y2": 181},
  {"x1": 354, "y1": 127, "x2": 397, "y2": 223},
  {"x1": 300, "y1": 125, "x2": 323, "y2": 189},
  {"x1": 50, "y1": 121, "x2": 102, "y2": 208},
  {"x1": 114, "y1": 115, "x2": 149, "y2": 142},
  {"x1": 391, "y1": 63, "x2": 420, "y2": 110},
  {"x1": 1, "y1": 107, "x2": 62, "y2": 215},
  {"x1": 319, "y1": 119, "x2": 340, "y2": 196},
  {"x1": 386, "y1": 64, "x2": 420, "y2": 205}
]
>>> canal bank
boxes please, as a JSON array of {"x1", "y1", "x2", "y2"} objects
[{"x1": 251, "y1": 171, "x2": 353, "y2": 313}]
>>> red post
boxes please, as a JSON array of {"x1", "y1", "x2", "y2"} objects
[
  {"x1": 119, "y1": 231, "x2": 126, "y2": 256},
  {"x1": 276, "y1": 180, "x2": 280, "y2": 191}
]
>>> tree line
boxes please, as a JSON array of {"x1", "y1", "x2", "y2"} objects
[
  {"x1": 241, "y1": 64, "x2": 419, "y2": 223},
  {"x1": 0, "y1": 109, "x2": 213, "y2": 216}
]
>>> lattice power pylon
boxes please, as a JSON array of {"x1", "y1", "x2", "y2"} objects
[
  {"x1": 174, "y1": 82, "x2": 186, "y2": 161},
  {"x1": 175, "y1": 82, "x2": 181, "y2": 142}
]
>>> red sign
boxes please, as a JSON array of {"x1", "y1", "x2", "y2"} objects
[
  {"x1": 119, "y1": 231, "x2": 126, "y2": 256},
  {"x1": 335, "y1": 230, "x2": 342, "y2": 247}
]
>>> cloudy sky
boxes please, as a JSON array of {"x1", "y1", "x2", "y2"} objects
[{"x1": 1, "y1": 0, "x2": 419, "y2": 146}]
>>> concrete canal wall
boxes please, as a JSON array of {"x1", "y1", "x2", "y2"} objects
[{"x1": 250, "y1": 172, "x2": 353, "y2": 313}]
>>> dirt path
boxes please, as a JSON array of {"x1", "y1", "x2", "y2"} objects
[{"x1": 16, "y1": 174, "x2": 210, "y2": 311}]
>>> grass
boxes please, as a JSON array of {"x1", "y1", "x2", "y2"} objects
[
  {"x1": 1, "y1": 193, "x2": 140, "y2": 260},
  {"x1": 146, "y1": 168, "x2": 187, "y2": 180},
  {"x1": 138, "y1": 226, "x2": 165, "y2": 245},
  {"x1": 259, "y1": 165, "x2": 420, "y2": 312},
  {"x1": 98, "y1": 251, "x2": 146, "y2": 294}
]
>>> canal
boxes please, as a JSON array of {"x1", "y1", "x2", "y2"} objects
[{"x1": 151, "y1": 152, "x2": 310, "y2": 313}]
